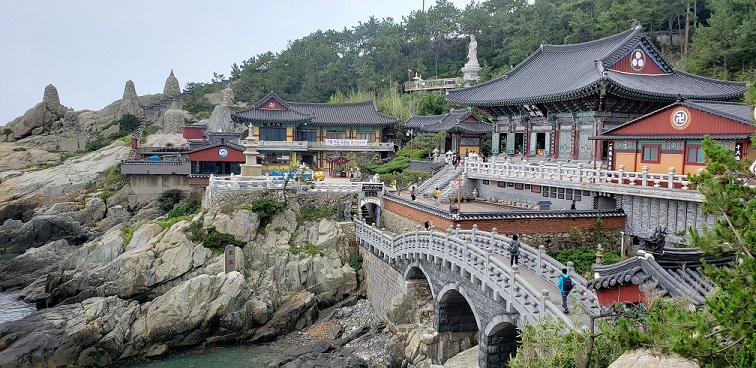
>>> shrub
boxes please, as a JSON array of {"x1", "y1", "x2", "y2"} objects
[
  {"x1": 244, "y1": 198, "x2": 285, "y2": 227},
  {"x1": 85, "y1": 135, "x2": 108, "y2": 152},
  {"x1": 364, "y1": 157, "x2": 411, "y2": 174},
  {"x1": 104, "y1": 164, "x2": 124, "y2": 186},
  {"x1": 298, "y1": 205, "x2": 336, "y2": 222},
  {"x1": 186, "y1": 223, "x2": 245, "y2": 254},
  {"x1": 167, "y1": 198, "x2": 201, "y2": 219},
  {"x1": 549, "y1": 246, "x2": 622, "y2": 279},
  {"x1": 349, "y1": 254, "x2": 363, "y2": 271},
  {"x1": 158, "y1": 191, "x2": 183, "y2": 212},
  {"x1": 12, "y1": 147, "x2": 27, "y2": 151},
  {"x1": 142, "y1": 125, "x2": 160, "y2": 137},
  {"x1": 3, "y1": 128, "x2": 12, "y2": 136}
]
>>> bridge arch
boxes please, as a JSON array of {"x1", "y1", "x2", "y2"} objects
[
  {"x1": 404, "y1": 261, "x2": 436, "y2": 298},
  {"x1": 436, "y1": 283, "x2": 481, "y2": 333},
  {"x1": 482, "y1": 316, "x2": 521, "y2": 366}
]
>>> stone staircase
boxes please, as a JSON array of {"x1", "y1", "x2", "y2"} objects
[{"x1": 420, "y1": 166, "x2": 463, "y2": 200}]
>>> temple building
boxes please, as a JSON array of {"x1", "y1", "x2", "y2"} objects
[
  {"x1": 404, "y1": 108, "x2": 493, "y2": 155},
  {"x1": 231, "y1": 92, "x2": 399, "y2": 173},
  {"x1": 592, "y1": 100, "x2": 754, "y2": 174},
  {"x1": 445, "y1": 23, "x2": 747, "y2": 165}
]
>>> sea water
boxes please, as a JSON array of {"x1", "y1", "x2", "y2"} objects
[
  {"x1": 122, "y1": 343, "x2": 291, "y2": 368},
  {"x1": 0, "y1": 289, "x2": 36, "y2": 324}
]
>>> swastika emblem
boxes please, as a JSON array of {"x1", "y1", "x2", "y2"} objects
[{"x1": 670, "y1": 108, "x2": 691, "y2": 130}]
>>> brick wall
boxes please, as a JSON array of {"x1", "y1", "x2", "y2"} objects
[{"x1": 382, "y1": 197, "x2": 625, "y2": 234}]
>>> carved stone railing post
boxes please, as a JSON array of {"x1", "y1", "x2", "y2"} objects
[
  {"x1": 537, "y1": 245, "x2": 545, "y2": 277},
  {"x1": 540, "y1": 289, "x2": 549, "y2": 315},
  {"x1": 567, "y1": 260, "x2": 575, "y2": 276},
  {"x1": 617, "y1": 164, "x2": 625, "y2": 185},
  {"x1": 641, "y1": 166, "x2": 649, "y2": 187},
  {"x1": 576, "y1": 162, "x2": 583, "y2": 182},
  {"x1": 595, "y1": 162, "x2": 603, "y2": 183},
  {"x1": 490, "y1": 227, "x2": 497, "y2": 254},
  {"x1": 472, "y1": 224, "x2": 478, "y2": 248},
  {"x1": 508, "y1": 264, "x2": 519, "y2": 313},
  {"x1": 668, "y1": 167, "x2": 675, "y2": 189}
]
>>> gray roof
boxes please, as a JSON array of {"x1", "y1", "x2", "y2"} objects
[
  {"x1": 587, "y1": 248, "x2": 734, "y2": 305},
  {"x1": 405, "y1": 108, "x2": 493, "y2": 134},
  {"x1": 445, "y1": 27, "x2": 746, "y2": 106},
  {"x1": 406, "y1": 160, "x2": 446, "y2": 174},
  {"x1": 188, "y1": 142, "x2": 246, "y2": 154},
  {"x1": 683, "y1": 100, "x2": 755, "y2": 126},
  {"x1": 232, "y1": 92, "x2": 399, "y2": 126}
]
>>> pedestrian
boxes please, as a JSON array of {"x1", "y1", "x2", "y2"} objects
[
  {"x1": 558, "y1": 268, "x2": 573, "y2": 314},
  {"x1": 433, "y1": 187, "x2": 440, "y2": 206},
  {"x1": 570, "y1": 200, "x2": 576, "y2": 210},
  {"x1": 510, "y1": 234, "x2": 520, "y2": 265},
  {"x1": 424, "y1": 220, "x2": 433, "y2": 230},
  {"x1": 411, "y1": 186, "x2": 416, "y2": 201}
]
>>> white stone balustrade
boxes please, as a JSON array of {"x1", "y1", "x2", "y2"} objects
[
  {"x1": 465, "y1": 160, "x2": 702, "y2": 201},
  {"x1": 355, "y1": 220, "x2": 587, "y2": 325}
]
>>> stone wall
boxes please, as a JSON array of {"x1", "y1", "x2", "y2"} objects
[
  {"x1": 621, "y1": 194, "x2": 714, "y2": 245},
  {"x1": 205, "y1": 188, "x2": 357, "y2": 212},
  {"x1": 360, "y1": 247, "x2": 406, "y2": 322},
  {"x1": 128, "y1": 175, "x2": 192, "y2": 198}
]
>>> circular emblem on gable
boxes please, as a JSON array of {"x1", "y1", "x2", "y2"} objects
[
  {"x1": 630, "y1": 48, "x2": 646, "y2": 72},
  {"x1": 670, "y1": 108, "x2": 691, "y2": 130},
  {"x1": 218, "y1": 148, "x2": 229, "y2": 158}
]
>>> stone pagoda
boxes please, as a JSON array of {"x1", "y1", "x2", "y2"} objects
[{"x1": 239, "y1": 125, "x2": 264, "y2": 180}]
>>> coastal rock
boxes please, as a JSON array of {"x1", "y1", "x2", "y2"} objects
[
  {"x1": 117, "y1": 80, "x2": 143, "y2": 119},
  {"x1": 0, "y1": 239, "x2": 76, "y2": 291},
  {"x1": 207, "y1": 209, "x2": 259, "y2": 243},
  {"x1": 608, "y1": 349, "x2": 699, "y2": 368},
  {"x1": 163, "y1": 70, "x2": 181, "y2": 95},
  {"x1": 0, "y1": 272, "x2": 255, "y2": 368},
  {"x1": 4, "y1": 84, "x2": 70, "y2": 139},
  {"x1": 0, "y1": 214, "x2": 89, "y2": 254},
  {"x1": 46, "y1": 218, "x2": 215, "y2": 306},
  {"x1": 269, "y1": 340, "x2": 368, "y2": 368},
  {"x1": 251, "y1": 291, "x2": 318, "y2": 343}
]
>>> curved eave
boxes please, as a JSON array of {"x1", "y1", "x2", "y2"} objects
[
  {"x1": 230, "y1": 114, "x2": 311, "y2": 124},
  {"x1": 605, "y1": 81, "x2": 746, "y2": 102},
  {"x1": 446, "y1": 81, "x2": 603, "y2": 107}
]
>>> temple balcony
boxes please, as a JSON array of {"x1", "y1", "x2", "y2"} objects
[
  {"x1": 404, "y1": 78, "x2": 460, "y2": 92},
  {"x1": 256, "y1": 140, "x2": 395, "y2": 152}
]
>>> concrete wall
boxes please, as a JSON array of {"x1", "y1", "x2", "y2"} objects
[
  {"x1": 129, "y1": 175, "x2": 192, "y2": 198},
  {"x1": 621, "y1": 194, "x2": 715, "y2": 244},
  {"x1": 475, "y1": 179, "x2": 598, "y2": 210}
]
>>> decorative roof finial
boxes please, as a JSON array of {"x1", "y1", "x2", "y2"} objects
[
  {"x1": 631, "y1": 19, "x2": 641, "y2": 30},
  {"x1": 541, "y1": 39, "x2": 547, "y2": 46}
]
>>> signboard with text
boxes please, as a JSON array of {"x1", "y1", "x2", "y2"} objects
[
  {"x1": 224, "y1": 245, "x2": 236, "y2": 273},
  {"x1": 325, "y1": 139, "x2": 368, "y2": 146}
]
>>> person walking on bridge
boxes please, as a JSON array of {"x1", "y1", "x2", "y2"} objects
[
  {"x1": 510, "y1": 234, "x2": 521, "y2": 265},
  {"x1": 558, "y1": 268, "x2": 573, "y2": 314}
]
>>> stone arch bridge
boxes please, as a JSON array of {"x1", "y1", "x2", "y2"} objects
[{"x1": 356, "y1": 220, "x2": 599, "y2": 367}]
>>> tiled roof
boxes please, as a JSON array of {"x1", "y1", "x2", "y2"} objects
[
  {"x1": 405, "y1": 108, "x2": 493, "y2": 134},
  {"x1": 232, "y1": 107, "x2": 313, "y2": 123},
  {"x1": 592, "y1": 133, "x2": 753, "y2": 140},
  {"x1": 188, "y1": 142, "x2": 246, "y2": 154},
  {"x1": 288, "y1": 101, "x2": 399, "y2": 126},
  {"x1": 587, "y1": 248, "x2": 735, "y2": 305},
  {"x1": 445, "y1": 27, "x2": 746, "y2": 106},
  {"x1": 232, "y1": 91, "x2": 399, "y2": 127},
  {"x1": 406, "y1": 160, "x2": 446, "y2": 174},
  {"x1": 683, "y1": 100, "x2": 755, "y2": 126}
]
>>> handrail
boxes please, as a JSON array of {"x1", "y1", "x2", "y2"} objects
[{"x1": 355, "y1": 220, "x2": 593, "y2": 325}]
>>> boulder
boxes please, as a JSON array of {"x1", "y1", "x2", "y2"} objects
[
  {"x1": 608, "y1": 349, "x2": 699, "y2": 368},
  {"x1": 206, "y1": 103, "x2": 235, "y2": 133},
  {"x1": 0, "y1": 239, "x2": 76, "y2": 291},
  {"x1": 268, "y1": 340, "x2": 368, "y2": 368},
  {"x1": 162, "y1": 102, "x2": 188, "y2": 134},
  {"x1": 0, "y1": 214, "x2": 89, "y2": 254},
  {"x1": 251, "y1": 291, "x2": 318, "y2": 343},
  {"x1": 4, "y1": 84, "x2": 70, "y2": 139}
]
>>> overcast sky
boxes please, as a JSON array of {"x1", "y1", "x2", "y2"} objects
[{"x1": 0, "y1": 0, "x2": 471, "y2": 125}]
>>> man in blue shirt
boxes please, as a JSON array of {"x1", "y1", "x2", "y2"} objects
[{"x1": 558, "y1": 268, "x2": 572, "y2": 314}]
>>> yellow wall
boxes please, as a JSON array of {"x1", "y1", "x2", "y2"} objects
[
  {"x1": 461, "y1": 146, "x2": 480, "y2": 155},
  {"x1": 614, "y1": 152, "x2": 638, "y2": 171},
  {"x1": 634, "y1": 153, "x2": 683, "y2": 175},
  {"x1": 286, "y1": 127, "x2": 293, "y2": 141}
]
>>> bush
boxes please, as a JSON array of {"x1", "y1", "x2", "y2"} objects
[
  {"x1": 167, "y1": 197, "x2": 201, "y2": 219},
  {"x1": 349, "y1": 254, "x2": 363, "y2": 271},
  {"x1": 3, "y1": 128, "x2": 12, "y2": 136},
  {"x1": 298, "y1": 205, "x2": 336, "y2": 222},
  {"x1": 186, "y1": 222, "x2": 245, "y2": 254},
  {"x1": 85, "y1": 135, "x2": 108, "y2": 152},
  {"x1": 244, "y1": 198, "x2": 286, "y2": 227},
  {"x1": 12, "y1": 147, "x2": 26, "y2": 151},
  {"x1": 549, "y1": 246, "x2": 621, "y2": 279},
  {"x1": 142, "y1": 125, "x2": 160, "y2": 137},
  {"x1": 365, "y1": 157, "x2": 411, "y2": 174},
  {"x1": 158, "y1": 191, "x2": 183, "y2": 212},
  {"x1": 104, "y1": 164, "x2": 124, "y2": 186}
]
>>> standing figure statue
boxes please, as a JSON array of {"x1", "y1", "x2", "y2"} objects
[{"x1": 466, "y1": 34, "x2": 478, "y2": 66}]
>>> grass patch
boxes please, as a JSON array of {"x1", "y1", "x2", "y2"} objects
[
  {"x1": 289, "y1": 242, "x2": 323, "y2": 256},
  {"x1": 298, "y1": 205, "x2": 336, "y2": 222},
  {"x1": 13, "y1": 147, "x2": 27, "y2": 152},
  {"x1": 167, "y1": 197, "x2": 201, "y2": 219},
  {"x1": 121, "y1": 224, "x2": 137, "y2": 246},
  {"x1": 143, "y1": 124, "x2": 160, "y2": 137},
  {"x1": 153, "y1": 215, "x2": 192, "y2": 229}
]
